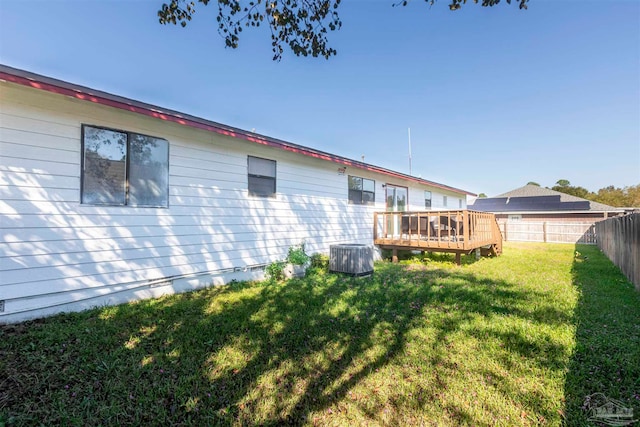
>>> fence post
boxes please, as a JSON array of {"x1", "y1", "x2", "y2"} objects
[
  {"x1": 543, "y1": 222, "x2": 547, "y2": 243},
  {"x1": 504, "y1": 221, "x2": 508, "y2": 242}
]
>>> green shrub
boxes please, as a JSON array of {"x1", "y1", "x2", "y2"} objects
[
  {"x1": 309, "y1": 253, "x2": 329, "y2": 270},
  {"x1": 265, "y1": 260, "x2": 286, "y2": 281},
  {"x1": 286, "y1": 243, "x2": 309, "y2": 266},
  {"x1": 266, "y1": 243, "x2": 310, "y2": 281}
]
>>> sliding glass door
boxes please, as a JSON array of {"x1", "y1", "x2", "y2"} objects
[{"x1": 385, "y1": 184, "x2": 408, "y2": 237}]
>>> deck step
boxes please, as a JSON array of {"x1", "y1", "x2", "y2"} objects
[{"x1": 480, "y1": 243, "x2": 501, "y2": 257}]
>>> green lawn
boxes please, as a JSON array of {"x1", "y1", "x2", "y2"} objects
[{"x1": 1, "y1": 243, "x2": 638, "y2": 426}]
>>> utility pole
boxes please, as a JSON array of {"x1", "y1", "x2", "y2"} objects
[{"x1": 408, "y1": 127, "x2": 412, "y2": 176}]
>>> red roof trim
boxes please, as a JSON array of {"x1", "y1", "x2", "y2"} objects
[{"x1": 0, "y1": 66, "x2": 474, "y2": 196}]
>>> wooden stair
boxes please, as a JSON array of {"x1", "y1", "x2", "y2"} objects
[
  {"x1": 480, "y1": 244, "x2": 500, "y2": 257},
  {"x1": 492, "y1": 216, "x2": 503, "y2": 255},
  {"x1": 480, "y1": 218, "x2": 503, "y2": 257}
]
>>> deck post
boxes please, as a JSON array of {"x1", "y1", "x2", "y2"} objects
[
  {"x1": 463, "y1": 210, "x2": 470, "y2": 249},
  {"x1": 455, "y1": 252, "x2": 461, "y2": 265},
  {"x1": 373, "y1": 212, "x2": 378, "y2": 240},
  {"x1": 392, "y1": 248, "x2": 398, "y2": 263},
  {"x1": 475, "y1": 248, "x2": 481, "y2": 260},
  {"x1": 383, "y1": 212, "x2": 388, "y2": 238}
]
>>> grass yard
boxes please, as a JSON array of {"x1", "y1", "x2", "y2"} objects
[{"x1": 1, "y1": 243, "x2": 639, "y2": 426}]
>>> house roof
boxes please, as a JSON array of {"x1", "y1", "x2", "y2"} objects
[
  {"x1": 0, "y1": 64, "x2": 474, "y2": 196},
  {"x1": 469, "y1": 184, "x2": 624, "y2": 213}
]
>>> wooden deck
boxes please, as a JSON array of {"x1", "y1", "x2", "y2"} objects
[{"x1": 373, "y1": 210, "x2": 503, "y2": 265}]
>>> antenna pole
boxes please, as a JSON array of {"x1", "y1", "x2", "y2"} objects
[{"x1": 408, "y1": 127, "x2": 412, "y2": 176}]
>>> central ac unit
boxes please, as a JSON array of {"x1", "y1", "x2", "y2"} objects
[{"x1": 329, "y1": 244, "x2": 374, "y2": 276}]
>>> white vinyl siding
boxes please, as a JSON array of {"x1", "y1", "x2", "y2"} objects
[
  {"x1": 0, "y1": 81, "x2": 466, "y2": 322},
  {"x1": 0, "y1": 83, "x2": 374, "y2": 321},
  {"x1": 407, "y1": 187, "x2": 464, "y2": 211}
]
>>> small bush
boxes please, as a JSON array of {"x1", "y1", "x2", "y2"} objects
[
  {"x1": 287, "y1": 243, "x2": 309, "y2": 266},
  {"x1": 265, "y1": 261, "x2": 286, "y2": 281},
  {"x1": 309, "y1": 253, "x2": 329, "y2": 270},
  {"x1": 266, "y1": 243, "x2": 310, "y2": 281}
]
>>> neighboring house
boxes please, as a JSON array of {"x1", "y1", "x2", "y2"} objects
[
  {"x1": 469, "y1": 184, "x2": 627, "y2": 244},
  {"x1": 0, "y1": 65, "x2": 473, "y2": 323},
  {"x1": 469, "y1": 184, "x2": 626, "y2": 222}
]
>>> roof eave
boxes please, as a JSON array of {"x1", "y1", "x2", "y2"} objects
[{"x1": 0, "y1": 65, "x2": 474, "y2": 197}]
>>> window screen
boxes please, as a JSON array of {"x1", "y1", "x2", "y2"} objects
[{"x1": 248, "y1": 156, "x2": 276, "y2": 197}]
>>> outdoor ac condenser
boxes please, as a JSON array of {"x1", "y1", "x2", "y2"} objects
[{"x1": 329, "y1": 244, "x2": 374, "y2": 276}]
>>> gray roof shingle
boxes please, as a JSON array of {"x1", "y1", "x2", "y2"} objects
[{"x1": 470, "y1": 184, "x2": 623, "y2": 212}]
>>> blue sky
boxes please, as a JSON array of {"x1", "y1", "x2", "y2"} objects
[{"x1": 1, "y1": 0, "x2": 638, "y2": 196}]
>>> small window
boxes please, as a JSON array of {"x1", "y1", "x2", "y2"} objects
[
  {"x1": 443, "y1": 195, "x2": 448, "y2": 207},
  {"x1": 425, "y1": 191, "x2": 432, "y2": 208},
  {"x1": 348, "y1": 175, "x2": 375, "y2": 205},
  {"x1": 81, "y1": 125, "x2": 169, "y2": 207},
  {"x1": 459, "y1": 199, "x2": 463, "y2": 209},
  {"x1": 248, "y1": 156, "x2": 276, "y2": 197}
]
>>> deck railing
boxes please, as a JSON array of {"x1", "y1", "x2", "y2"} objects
[{"x1": 373, "y1": 209, "x2": 502, "y2": 254}]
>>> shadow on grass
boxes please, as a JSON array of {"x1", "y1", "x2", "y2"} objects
[
  {"x1": 1, "y1": 259, "x2": 575, "y2": 425},
  {"x1": 563, "y1": 244, "x2": 640, "y2": 425}
]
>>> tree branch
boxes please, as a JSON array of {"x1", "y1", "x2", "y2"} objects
[{"x1": 158, "y1": 0, "x2": 528, "y2": 61}]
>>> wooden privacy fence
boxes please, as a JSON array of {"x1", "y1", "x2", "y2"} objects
[
  {"x1": 595, "y1": 213, "x2": 639, "y2": 291},
  {"x1": 499, "y1": 221, "x2": 596, "y2": 244}
]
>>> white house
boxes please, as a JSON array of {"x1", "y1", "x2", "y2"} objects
[{"x1": 0, "y1": 65, "x2": 473, "y2": 323}]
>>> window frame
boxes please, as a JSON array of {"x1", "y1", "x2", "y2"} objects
[
  {"x1": 247, "y1": 155, "x2": 277, "y2": 198},
  {"x1": 80, "y1": 124, "x2": 170, "y2": 208},
  {"x1": 443, "y1": 195, "x2": 448, "y2": 207},
  {"x1": 348, "y1": 175, "x2": 376, "y2": 205}
]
